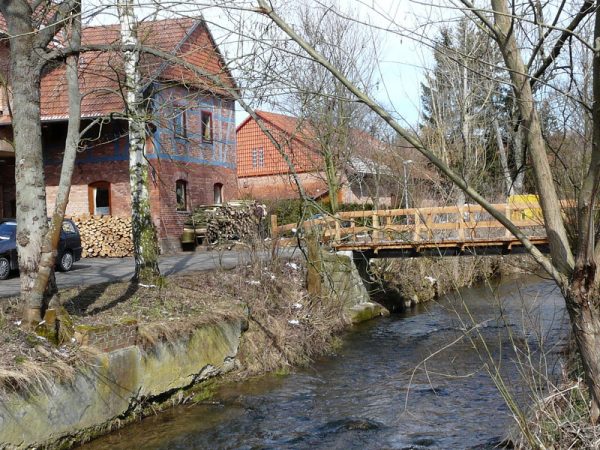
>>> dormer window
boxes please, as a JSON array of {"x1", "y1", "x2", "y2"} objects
[{"x1": 201, "y1": 111, "x2": 212, "y2": 143}]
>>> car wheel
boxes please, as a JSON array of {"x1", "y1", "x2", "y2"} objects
[
  {"x1": 58, "y1": 251, "x2": 74, "y2": 272},
  {"x1": 0, "y1": 256, "x2": 10, "y2": 280}
]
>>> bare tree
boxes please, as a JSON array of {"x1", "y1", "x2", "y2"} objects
[
  {"x1": 0, "y1": 0, "x2": 83, "y2": 326},
  {"x1": 254, "y1": 0, "x2": 600, "y2": 422},
  {"x1": 117, "y1": 0, "x2": 160, "y2": 283}
]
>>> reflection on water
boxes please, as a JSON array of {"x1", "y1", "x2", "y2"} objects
[{"x1": 81, "y1": 274, "x2": 568, "y2": 450}]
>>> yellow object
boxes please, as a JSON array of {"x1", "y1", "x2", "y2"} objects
[{"x1": 508, "y1": 194, "x2": 542, "y2": 221}]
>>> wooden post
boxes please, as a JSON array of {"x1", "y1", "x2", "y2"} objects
[
  {"x1": 458, "y1": 205, "x2": 465, "y2": 240},
  {"x1": 306, "y1": 233, "x2": 322, "y2": 296},
  {"x1": 372, "y1": 213, "x2": 380, "y2": 242},
  {"x1": 504, "y1": 203, "x2": 512, "y2": 238},
  {"x1": 270, "y1": 214, "x2": 278, "y2": 239},
  {"x1": 426, "y1": 212, "x2": 433, "y2": 239},
  {"x1": 413, "y1": 211, "x2": 420, "y2": 242},
  {"x1": 385, "y1": 215, "x2": 392, "y2": 241}
]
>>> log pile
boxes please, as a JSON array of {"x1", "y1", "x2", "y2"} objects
[
  {"x1": 187, "y1": 201, "x2": 267, "y2": 245},
  {"x1": 72, "y1": 215, "x2": 134, "y2": 258}
]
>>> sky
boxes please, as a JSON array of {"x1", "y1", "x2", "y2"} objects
[
  {"x1": 86, "y1": 0, "x2": 441, "y2": 130},
  {"x1": 227, "y1": 0, "x2": 435, "y2": 129}
]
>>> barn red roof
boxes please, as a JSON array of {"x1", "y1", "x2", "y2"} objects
[{"x1": 0, "y1": 16, "x2": 236, "y2": 121}]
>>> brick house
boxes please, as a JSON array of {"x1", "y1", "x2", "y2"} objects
[
  {"x1": 0, "y1": 17, "x2": 237, "y2": 252},
  {"x1": 237, "y1": 111, "x2": 397, "y2": 206}
]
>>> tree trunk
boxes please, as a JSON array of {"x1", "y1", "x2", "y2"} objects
[
  {"x1": 491, "y1": 0, "x2": 574, "y2": 274},
  {"x1": 31, "y1": 7, "x2": 82, "y2": 317},
  {"x1": 512, "y1": 124, "x2": 524, "y2": 194},
  {"x1": 118, "y1": 0, "x2": 160, "y2": 283},
  {"x1": 1, "y1": 2, "x2": 48, "y2": 324},
  {"x1": 567, "y1": 271, "x2": 600, "y2": 423},
  {"x1": 323, "y1": 150, "x2": 339, "y2": 213}
]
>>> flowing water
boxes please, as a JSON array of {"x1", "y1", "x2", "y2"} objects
[{"x1": 81, "y1": 274, "x2": 568, "y2": 449}]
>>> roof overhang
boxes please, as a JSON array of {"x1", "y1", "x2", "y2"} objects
[{"x1": 0, "y1": 139, "x2": 14, "y2": 158}]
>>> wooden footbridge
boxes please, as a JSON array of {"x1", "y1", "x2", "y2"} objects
[{"x1": 271, "y1": 201, "x2": 550, "y2": 259}]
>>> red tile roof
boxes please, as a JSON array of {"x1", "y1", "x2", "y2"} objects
[
  {"x1": 239, "y1": 110, "x2": 318, "y2": 148},
  {"x1": 0, "y1": 17, "x2": 236, "y2": 121}
]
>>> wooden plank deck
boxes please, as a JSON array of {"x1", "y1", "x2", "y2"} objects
[{"x1": 271, "y1": 200, "x2": 553, "y2": 258}]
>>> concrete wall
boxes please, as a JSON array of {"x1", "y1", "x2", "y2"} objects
[
  {"x1": 0, "y1": 318, "x2": 245, "y2": 450},
  {"x1": 306, "y1": 239, "x2": 389, "y2": 323}
]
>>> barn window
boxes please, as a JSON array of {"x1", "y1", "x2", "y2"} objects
[
  {"x1": 213, "y1": 183, "x2": 223, "y2": 204},
  {"x1": 201, "y1": 111, "x2": 213, "y2": 143},
  {"x1": 88, "y1": 181, "x2": 111, "y2": 216},
  {"x1": 252, "y1": 147, "x2": 264, "y2": 168},
  {"x1": 176, "y1": 180, "x2": 188, "y2": 211}
]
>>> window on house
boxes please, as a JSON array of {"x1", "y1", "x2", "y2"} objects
[
  {"x1": 176, "y1": 180, "x2": 188, "y2": 211},
  {"x1": 213, "y1": 183, "x2": 223, "y2": 204},
  {"x1": 251, "y1": 147, "x2": 265, "y2": 169},
  {"x1": 173, "y1": 109, "x2": 187, "y2": 140},
  {"x1": 201, "y1": 111, "x2": 213, "y2": 143},
  {"x1": 88, "y1": 181, "x2": 111, "y2": 216}
]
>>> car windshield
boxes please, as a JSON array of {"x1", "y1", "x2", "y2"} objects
[{"x1": 0, "y1": 222, "x2": 16, "y2": 240}]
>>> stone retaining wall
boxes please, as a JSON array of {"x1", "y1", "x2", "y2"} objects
[{"x1": 0, "y1": 318, "x2": 246, "y2": 449}]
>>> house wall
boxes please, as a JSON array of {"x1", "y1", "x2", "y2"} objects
[
  {"x1": 42, "y1": 86, "x2": 238, "y2": 254},
  {"x1": 44, "y1": 129, "x2": 132, "y2": 218},
  {"x1": 237, "y1": 116, "x2": 320, "y2": 178},
  {"x1": 150, "y1": 160, "x2": 236, "y2": 252},
  {"x1": 238, "y1": 172, "x2": 328, "y2": 202},
  {"x1": 148, "y1": 87, "x2": 237, "y2": 252}
]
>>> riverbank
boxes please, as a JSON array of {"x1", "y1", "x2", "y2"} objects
[
  {"x1": 0, "y1": 252, "x2": 536, "y2": 448},
  {"x1": 514, "y1": 340, "x2": 600, "y2": 448},
  {"x1": 370, "y1": 254, "x2": 538, "y2": 310},
  {"x1": 79, "y1": 272, "x2": 568, "y2": 450},
  {"x1": 0, "y1": 257, "x2": 356, "y2": 449}
]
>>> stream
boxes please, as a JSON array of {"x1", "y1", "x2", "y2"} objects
[{"x1": 80, "y1": 274, "x2": 568, "y2": 449}]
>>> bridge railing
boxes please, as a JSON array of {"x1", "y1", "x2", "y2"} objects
[{"x1": 271, "y1": 201, "x2": 550, "y2": 247}]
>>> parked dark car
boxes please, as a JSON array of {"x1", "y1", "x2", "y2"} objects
[{"x1": 0, "y1": 219, "x2": 82, "y2": 280}]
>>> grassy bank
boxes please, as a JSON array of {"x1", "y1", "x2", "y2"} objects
[
  {"x1": 0, "y1": 258, "x2": 349, "y2": 397},
  {"x1": 0, "y1": 254, "x2": 537, "y2": 395},
  {"x1": 370, "y1": 254, "x2": 538, "y2": 308},
  {"x1": 511, "y1": 342, "x2": 600, "y2": 448}
]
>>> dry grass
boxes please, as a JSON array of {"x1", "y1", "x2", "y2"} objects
[
  {"x1": 0, "y1": 258, "x2": 349, "y2": 394},
  {"x1": 229, "y1": 261, "x2": 349, "y2": 376},
  {"x1": 372, "y1": 255, "x2": 502, "y2": 306},
  {"x1": 512, "y1": 346, "x2": 600, "y2": 449},
  {"x1": 0, "y1": 301, "x2": 81, "y2": 395}
]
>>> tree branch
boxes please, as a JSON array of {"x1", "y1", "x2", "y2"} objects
[
  {"x1": 530, "y1": 0, "x2": 595, "y2": 87},
  {"x1": 256, "y1": 0, "x2": 568, "y2": 287}
]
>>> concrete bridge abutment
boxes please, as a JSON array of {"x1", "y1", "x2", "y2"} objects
[{"x1": 305, "y1": 235, "x2": 389, "y2": 323}]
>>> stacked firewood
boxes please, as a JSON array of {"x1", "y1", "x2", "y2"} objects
[
  {"x1": 187, "y1": 201, "x2": 267, "y2": 244},
  {"x1": 72, "y1": 215, "x2": 134, "y2": 258}
]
